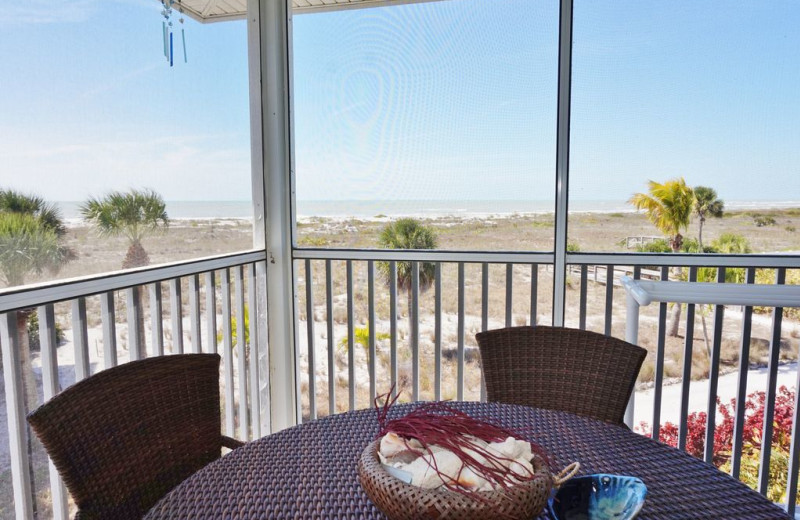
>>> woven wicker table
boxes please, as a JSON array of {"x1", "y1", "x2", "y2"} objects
[{"x1": 144, "y1": 402, "x2": 790, "y2": 519}]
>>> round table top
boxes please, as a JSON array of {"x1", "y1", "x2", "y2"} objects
[{"x1": 145, "y1": 402, "x2": 790, "y2": 519}]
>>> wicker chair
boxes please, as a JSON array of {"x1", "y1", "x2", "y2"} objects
[
  {"x1": 27, "y1": 353, "x2": 244, "y2": 520},
  {"x1": 475, "y1": 326, "x2": 646, "y2": 425}
]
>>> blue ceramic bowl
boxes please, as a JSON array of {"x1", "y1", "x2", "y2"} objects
[{"x1": 548, "y1": 474, "x2": 647, "y2": 520}]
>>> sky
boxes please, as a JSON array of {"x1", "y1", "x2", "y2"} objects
[{"x1": 0, "y1": 0, "x2": 798, "y2": 205}]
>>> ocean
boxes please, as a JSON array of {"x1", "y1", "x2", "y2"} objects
[{"x1": 55, "y1": 199, "x2": 800, "y2": 222}]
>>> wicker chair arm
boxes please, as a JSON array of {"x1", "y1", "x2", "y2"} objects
[{"x1": 222, "y1": 435, "x2": 245, "y2": 450}]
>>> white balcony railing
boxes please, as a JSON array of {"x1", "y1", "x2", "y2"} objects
[{"x1": 1, "y1": 249, "x2": 799, "y2": 518}]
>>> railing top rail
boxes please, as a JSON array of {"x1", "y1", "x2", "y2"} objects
[
  {"x1": 621, "y1": 275, "x2": 800, "y2": 307},
  {"x1": 0, "y1": 250, "x2": 267, "y2": 313},
  {"x1": 569, "y1": 252, "x2": 800, "y2": 268},
  {"x1": 293, "y1": 248, "x2": 555, "y2": 263},
  {"x1": 293, "y1": 248, "x2": 800, "y2": 269}
]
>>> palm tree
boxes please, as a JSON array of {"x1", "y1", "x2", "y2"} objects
[
  {"x1": 377, "y1": 218, "x2": 437, "y2": 305},
  {"x1": 629, "y1": 178, "x2": 694, "y2": 336},
  {"x1": 0, "y1": 190, "x2": 73, "y2": 510},
  {"x1": 81, "y1": 189, "x2": 169, "y2": 356},
  {"x1": 629, "y1": 178, "x2": 694, "y2": 253},
  {"x1": 80, "y1": 188, "x2": 169, "y2": 269},
  {"x1": 692, "y1": 186, "x2": 724, "y2": 250}
]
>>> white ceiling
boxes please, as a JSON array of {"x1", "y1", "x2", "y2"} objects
[{"x1": 166, "y1": 0, "x2": 438, "y2": 23}]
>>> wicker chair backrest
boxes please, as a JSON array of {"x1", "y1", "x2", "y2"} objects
[
  {"x1": 476, "y1": 326, "x2": 646, "y2": 425},
  {"x1": 28, "y1": 353, "x2": 224, "y2": 519}
]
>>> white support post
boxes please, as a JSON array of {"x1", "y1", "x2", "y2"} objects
[
  {"x1": 250, "y1": 0, "x2": 297, "y2": 432},
  {"x1": 624, "y1": 292, "x2": 641, "y2": 428},
  {"x1": 552, "y1": 0, "x2": 573, "y2": 326}
]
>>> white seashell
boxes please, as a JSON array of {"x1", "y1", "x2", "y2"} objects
[
  {"x1": 405, "y1": 449, "x2": 464, "y2": 489},
  {"x1": 379, "y1": 432, "x2": 423, "y2": 459},
  {"x1": 455, "y1": 465, "x2": 493, "y2": 491},
  {"x1": 488, "y1": 437, "x2": 532, "y2": 461}
]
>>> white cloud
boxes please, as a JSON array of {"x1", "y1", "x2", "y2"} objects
[
  {"x1": 0, "y1": 0, "x2": 100, "y2": 24},
  {"x1": 0, "y1": 0, "x2": 150, "y2": 25},
  {"x1": 0, "y1": 130, "x2": 252, "y2": 201}
]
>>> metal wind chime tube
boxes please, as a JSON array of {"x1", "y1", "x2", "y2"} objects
[{"x1": 160, "y1": 0, "x2": 187, "y2": 66}]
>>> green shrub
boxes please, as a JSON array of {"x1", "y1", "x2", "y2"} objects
[
  {"x1": 27, "y1": 311, "x2": 65, "y2": 351},
  {"x1": 338, "y1": 326, "x2": 391, "y2": 361},
  {"x1": 754, "y1": 215, "x2": 777, "y2": 227},
  {"x1": 635, "y1": 239, "x2": 671, "y2": 253},
  {"x1": 298, "y1": 235, "x2": 330, "y2": 247}
]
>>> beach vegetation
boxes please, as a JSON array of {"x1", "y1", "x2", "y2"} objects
[
  {"x1": 219, "y1": 305, "x2": 250, "y2": 350},
  {"x1": 640, "y1": 386, "x2": 797, "y2": 504},
  {"x1": 80, "y1": 188, "x2": 169, "y2": 269},
  {"x1": 81, "y1": 188, "x2": 169, "y2": 358},
  {"x1": 634, "y1": 239, "x2": 671, "y2": 253},
  {"x1": 530, "y1": 219, "x2": 554, "y2": 228},
  {"x1": 0, "y1": 189, "x2": 74, "y2": 508},
  {"x1": 338, "y1": 326, "x2": 391, "y2": 361},
  {"x1": 786, "y1": 226, "x2": 796, "y2": 233},
  {"x1": 377, "y1": 218, "x2": 438, "y2": 304},
  {"x1": 629, "y1": 177, "x2": 694, "y2": 336},
  {"x1": 753, "y1": 214, "x2": 777, "y2": 227},
  {"x1": 298, "y1": 235, "x2": 331, "y2": 247},
  {"x1": 628, "y1": 177, "x2": 694, "y2": 253},
  {"x1": 26, "y1": 311, "x2": 66, "y2": 352},
  {"x1": 692, "y1": 186, "x2": 724, "y2": 250},
  {"x1": 566, "y1": 241, "x2": 580, "y2": 252}
]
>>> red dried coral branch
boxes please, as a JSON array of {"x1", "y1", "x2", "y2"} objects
[{"x1": 373, "y1": 387, "x2": 551, "y2": 506}]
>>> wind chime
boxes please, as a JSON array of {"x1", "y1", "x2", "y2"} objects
[{"x1": 161, "y1": 0, "x2": 188, "y2": 67}]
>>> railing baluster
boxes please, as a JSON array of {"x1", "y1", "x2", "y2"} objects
[
  {"x1": 435, "y1": 262, "x2": 443, "y2": 401},
  {"x1": 39, "y1": 304, "x2": 69, "y2": 520},
  {"x1": 169, "y1": 278, "x2": 183, "y2": 354},
  {"x1": 220, "y1": 268, "x2": 235, "y2": 436},
  {"x1": 758, "y1": 268, "x2": 786, "y2": 495},
  {"x1": 205, "y1": 272, "x2": 217, "y2": 355},
  {"x1": 390, "y1": 261, "x2": 398, "y2": 398},
  {"x1": 787, "y1": 319, "x2": 800, "y2": 515},
  {"x1": 457, "y1": 262, "x2": 465, "y2": 401},
  {"x1": 678, "y1": 266, "x2": 697, "y2": 452},
  {"x1": 505, "y1": 263, "x2": 513, "y2": 327},
  {"x1": 72, "y1": 298, "x2": 90, "y2": 381},
  {"x1": 346, "y1": 260, "x2": 355, "y2": 411},
  {"x1": 368, "y1": 261, "x2": 376, "y2": 402},
  {"x1": 652, "y1": 290, "x2": 668, "y2": 440},
  {"x1": 126, "y1": 287, "x2": 143, "y2": 360},
  {"x1": 731, "y1": 267, "x2": 756, "y2": 479},
  {"x1": 604, "y1": 264, "x2": 614, "y2": 336},
  {"x1": 325, "y1": 260, "x2": 335, "y2": 414},
  {"x1": 305, "y1": 259, "x2": 316, "y2": 420},
  {"x1": 704, "y1": 267, "x2": 725, "y2": 464},
  {"x1": 579, "y1": 265, "x2": 588, "y2": 330},
  {"x1": 235, "y1": 266, "x2": 248, "y2": 437},
  {"x1": 247, "y1": 263, "x2": 260, "y2": 438},
  {"x1": 189, "y1": 275, "x2": 202, "y2": 354},
  {"x1": 100, "y1": 291, "x2": 117, "y2": 368},
  {"x1": 481, "y1": 263, "x2": 488, "y2": 402},
  {"x1": 411, "y1": 261, "x2": 420, "y2": 401},
  {"x1": 530, "y1": 264, "x2": 538, "y2": 326},
  {"x1": 150, "y1": 283, "x2": 164, "y2": 357},
  {"x1": 1, "y1": 311, "x2": 35, "y2": 519}
]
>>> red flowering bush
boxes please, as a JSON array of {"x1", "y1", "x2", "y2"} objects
[
  {"x1": 639, "y1": 386, "x2": 794, "y2": 463},
  {"x1": 638, "y1": 386, "x2": 796, "y2": 502}
]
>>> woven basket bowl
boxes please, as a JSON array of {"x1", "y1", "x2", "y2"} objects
[{"x1": 357, "y1": 440, "x2": 553, "y2": 520}]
